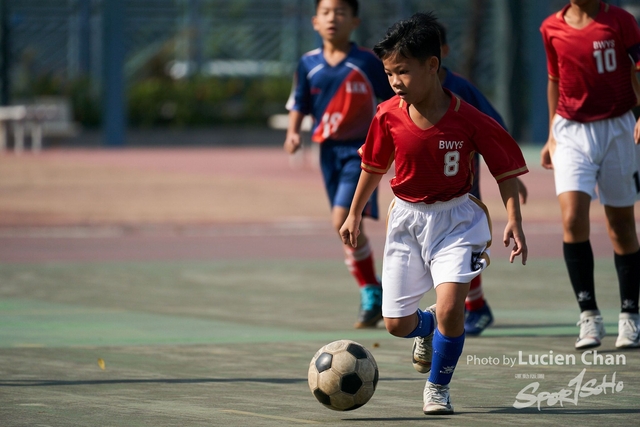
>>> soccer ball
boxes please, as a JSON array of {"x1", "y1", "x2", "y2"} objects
[{"x1": 308, "y1": 340, "x2": 379, "y2": 411}]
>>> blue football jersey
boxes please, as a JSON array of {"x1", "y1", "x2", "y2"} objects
[
  {"x1": 441, "y1": 67, "x2": 508, "y2": 130},
  {"x1": 286, "y1": 43, "x2": 394, "y2": 143}
]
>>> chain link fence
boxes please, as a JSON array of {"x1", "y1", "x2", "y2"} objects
[{"x1": 4, "y1": 0, "x2": 638, "y2": 137}]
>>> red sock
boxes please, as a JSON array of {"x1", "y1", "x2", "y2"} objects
[
  {"x1": 344, "y1": 241, "x2": 381, "y2": 287},
  {"x1": 465, "y1": 275, "x2": 485, "y2": 311}
]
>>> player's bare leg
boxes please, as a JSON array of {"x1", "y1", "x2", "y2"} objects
[
  {"x1": 332, "y1": 206, "x2": 382, "y2": 328},
  {"x1": 559, "y1": 191, "x2": 591, "y2": 243},
  {"x1": 384, "y1": 314, "x2": 424, "y2": 337},
  {"x1": 604, "y1": 204, "x2": 640, "y2": 348},
  {"x1": 433, "y1": 282, "x2": 469, "y2": 337},
  {"x1": 604, "y1": 205, "x2": 639, "y2": 254},
  {"x1": 382, "y1": 282, "x2": 469, "y2": 414},
  {"x1": 559, "y1": 191, "x2": 604, "y2": 348}
]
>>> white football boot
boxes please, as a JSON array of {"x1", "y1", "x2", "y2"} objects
[
  {"x1": 412, "y1": 304, "x2": 437, "y2": 373},
  {"x1": 615, "y1": 312, "x2": 640, "y2": 348},
  {"x1": 423, "y1": 381, "x2": 453, "y2": 415},
  {"x1": 575, "y1": 310, "x2": 605, "y2": 350}
]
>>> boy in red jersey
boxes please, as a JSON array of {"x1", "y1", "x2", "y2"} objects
[
  {"x1": 340, "y1": 12, "x2": 528, "y2": 415},
  {"x1": 284, "y1": 0, "x2": 394, "y2": 329},
  {"x1": 540, "y1": 0, "x2": 640, "y2": 349}
]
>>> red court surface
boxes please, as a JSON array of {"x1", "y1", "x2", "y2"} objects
[{"x1": 0, "y1": 145, "x2": 635, "y2": 263}]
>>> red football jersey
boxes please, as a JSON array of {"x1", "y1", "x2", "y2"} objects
[
  {"x1": 540, "y1": 2, "x2": 640, "y2": 122},
  {"x1": 359, "y1": 91, "x2": 528, "y2": 204}
]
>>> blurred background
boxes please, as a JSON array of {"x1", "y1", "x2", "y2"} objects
[{"x1": 1, "y1": 0, "x2": 639, "y2": 149}]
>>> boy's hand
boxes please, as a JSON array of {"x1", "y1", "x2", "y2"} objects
[
  {"x1": 340, "y1": 214, "x2": 362, "y2": 248},
  {"x1": 540, "y1": 143, "x2": 552, "y2": 170},
  {"x1": 503, "y1": 220, "x2": 527, "y2": 265},
  {"x1": 284, "y1": 132, "x2": 302, "y2": 154},
  {"x1": 540, "y1": 137, "x2": 556, "y2": 170}
]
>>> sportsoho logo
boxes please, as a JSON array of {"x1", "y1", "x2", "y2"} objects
[
  {"x1": 466, "y1": 350, "x2": 627, "y2": 410},
  {"x1": 513, "y1": 367, "x2": 623, "y2": 410}
]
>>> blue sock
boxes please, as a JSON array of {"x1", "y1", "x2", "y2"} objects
[
  {"x1": 403, "y1": 309, "x2": 435, "y2": 338},
  {"x1": 428, "y1": 329, "x2": 465, "y2": 385}
]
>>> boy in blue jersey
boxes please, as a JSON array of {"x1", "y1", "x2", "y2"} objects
[
  {"x1": 435, "y1": 22, "x2": 528, "y2": 336},
  {"x1": 284, "y1": 0, "x2": 394, "y2": 328}
]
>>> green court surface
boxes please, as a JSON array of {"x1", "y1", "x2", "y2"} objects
[{"x1": 1, "y1": 257, "x2": 639, "y2": 426}]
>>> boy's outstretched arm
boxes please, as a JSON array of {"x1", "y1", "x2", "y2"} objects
[
  {"x1": 340, "y1": 170, "x2": 384, "y2": 248},
  {"x1": 516, "y1": 177, "x2": 528, "y2": 204},
  {"x1": 541, "y1": 79, "x2": 559, "y2": 169},
  {"x1": 498, "y1": 177, "x2": 527, "y2": 265},
  {"x1": 283, "y1": 110, "x2": 305, "y2": 154}
]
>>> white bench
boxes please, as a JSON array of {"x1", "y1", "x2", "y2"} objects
[
  {"x1": 0, "y1": 106, "x2": 27, "y2": 152},
  {"x1": 267, "y1": 113, "x2": 313, "y2": 132},
  {"x1": 0, "y1": 98, "x2": 79, "y2": 154}
]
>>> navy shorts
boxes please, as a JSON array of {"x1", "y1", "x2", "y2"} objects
[{"x1": 320, "y1": 140, "x2": 379, "y2": 219}]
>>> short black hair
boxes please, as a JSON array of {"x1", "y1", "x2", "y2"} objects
[
  {"x1": 373, "y1": 12, "x2": 441, "y2": 64},
  {"x1": 315, "y1": 0, "x2": 358, "y2": 17}
]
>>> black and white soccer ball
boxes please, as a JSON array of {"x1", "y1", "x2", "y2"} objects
[{"x1": 307, "y1": 339, "x2": 379, "y2": 411}]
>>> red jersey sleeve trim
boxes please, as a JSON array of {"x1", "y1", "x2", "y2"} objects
[
  {"x1": 495, "y1": 166, "x2": 529, "y2": 183},
  {"x1": 361, "y1": 162, "x2": 389, "y2": 174},
  {"x1": 454, "y1": 96, "x2": 461, "y2": 112}
]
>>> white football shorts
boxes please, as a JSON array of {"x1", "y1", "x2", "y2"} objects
[
  {"x1": 552, "y1": 111, "x2": 640, "y2": 207},
  {"x1": 381, "y1": 194, "x2": 492, "y2": 318}
]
